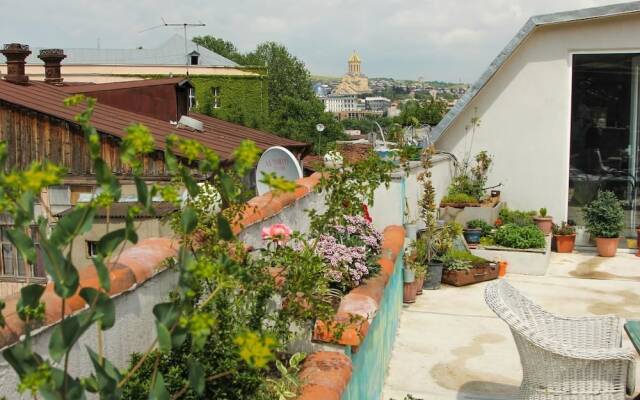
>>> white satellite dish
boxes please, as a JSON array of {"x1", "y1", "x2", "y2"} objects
[{"x1": 255, "y1": 146, "x2": 303, "y2": 196}]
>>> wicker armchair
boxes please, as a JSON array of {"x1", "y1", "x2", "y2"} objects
[{"x1": 485, "y1": 280, "x2": 636, "y2": 399}]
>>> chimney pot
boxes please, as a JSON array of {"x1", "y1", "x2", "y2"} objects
[
  {"x1": 38, "y1": 49, "x2": 66, "y2": 85},
  {"x1": 1, "y1": 43, "x2": 31, "y2": 85}
]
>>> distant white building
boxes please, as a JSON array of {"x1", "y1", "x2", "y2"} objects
[
  {"x1": 365, "y1": 96, "x2": 391, "y2": 114},
  {"x1": 323, "y1": 94, "x2": 362, "y2": 113}
]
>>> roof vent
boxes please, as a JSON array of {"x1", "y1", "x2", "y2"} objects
[{"x1": 177, "y1": 115, "x2": 203, "y2": 132}]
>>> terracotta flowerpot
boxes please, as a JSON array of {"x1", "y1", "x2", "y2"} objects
[
  {"x1": 498, "y1": 261, "x2": 508, "y2": 277},
  {"x1": 415, "y1": 275, "x2": 425, "y2": 295},
  {"x1": 533, "y1": 217, "x2": 553, "y2": 235},
  {"x1": 403, "y1": 282, "x2": 417, "y2": 304},
  {"x1": 554, "y1": 234, "x2": 576, "y2": 253},
  {"x1": 595, "y1": 237, "x2": 618, "y2": 257}
]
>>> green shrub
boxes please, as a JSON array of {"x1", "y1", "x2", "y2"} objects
[
  {"x1": 444, "y1": 248, "x2": 490, "y2": 267},
  {"x1": 440, "y1": 192, "x2": 479, "y2": 205},
  {"x1": 583, "y1": 190, "x2": 624, "y2": 238},
  {"x1": 498, "y1": 207, "x2": 536, "y2": 226},
  {"x1": 466, "y1": 219, "x2": 493, "y2": 237},
  {"x1": 552, "y1": 221, "x2": 576, "y2": 236},
  {"x1": 494, "y1": 224, "x2": 545, "y2": 249}
]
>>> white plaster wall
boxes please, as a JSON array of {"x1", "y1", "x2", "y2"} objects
[
  {"x1": 0, "y1": 269, "x2": 178, "y2": 399},
  {"x1": 436, "y1": 13, "x2": 640, "y2": 221}
]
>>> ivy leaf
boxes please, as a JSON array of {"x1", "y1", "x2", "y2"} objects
[
  {"x1": 50, "y1": 206, "x2": 95, "y2": 247},
  {"x1": 148, "y1": 372, "x2": 170, "y2": 400},
  {"x1": 92, "y1": 254, "x2": 111, "y2": 292},
  {"x1": 217, "y1": 215, "x2": 233, "y2": 241},
  {"x1": 86, "y1": 346, "x2": 121, "y2": 399},
  {"x1": 49, "y1": 313, "x2": 94, "y2": 362},
  {"x1": 97, "y1": 229, "x2": 127, "y2": 256},
  {"x1": 7, "y1": 228, "x2": 36, "y2": 264},
  {"x1": 39, "y1": 232, "x2": 79, "y2": 299},
  {"x1": 181, "y1": 207, "x2": 197, "y2": 234},
  {"x1": 79, "y1": 288, "x2": 115, "y2": 330},
  {"x1": 16, "y1": 284, "x2": 45, "y2": 322},
  {"x1": 188, "y1": 358, "x2": 205, "y2": 395}
]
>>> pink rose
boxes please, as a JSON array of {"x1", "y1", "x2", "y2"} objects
[{"x1": 261, "y1": 224, "x2": 293, "y2": 243}]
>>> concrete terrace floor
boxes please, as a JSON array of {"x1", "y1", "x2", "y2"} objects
[{"x1": 383, "y1": 251, "x2": 640, "y2": 400}]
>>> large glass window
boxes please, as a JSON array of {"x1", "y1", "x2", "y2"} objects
[{"x1": 569, "y1": 53, "x2": 640, "y2": 243}]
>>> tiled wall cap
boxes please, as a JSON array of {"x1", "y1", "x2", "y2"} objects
[{"x1": 297, "y1": 351, "x2": 352, "y2": 400}]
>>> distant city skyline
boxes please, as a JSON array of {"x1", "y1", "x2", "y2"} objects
[{"x1": 0, "y1": 0, "x2": 626, "y2": 82}]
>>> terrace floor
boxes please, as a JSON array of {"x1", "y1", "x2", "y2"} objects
[{"x1": 383, "y1": 251, "x2": 640, "y2": 400}]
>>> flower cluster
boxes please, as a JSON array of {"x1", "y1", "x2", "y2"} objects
[{"x1": 261, "y1": 223, "x2": 293, "y2": 245}]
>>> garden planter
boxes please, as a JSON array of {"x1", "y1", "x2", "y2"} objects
[
  {"x1": 415, "y1": 275, "x2": 424, "y2": 295},
  {"x1": 463, "y1": 228, "x2": 482, "y2": 244},
  {"x1": 595, "y1": 237, "x2": 618, "y2": 257},
  {"x1": 442, "y1": 263, "x2": 498, "y2": 287},
  {"x1": 403, "y1": 282, "x2": 417, "y2": 303},
  {"x1": 404, "y1": 223, "x2": 418, "y2": 241},
  {"x1": 533, "y1": 217, "x2": 553, "y2": 235},
  {"x1": 403, "y1": 268, "x2": 415, "y2": 283},
  {"x1": 554, "y1": 234, "x2": 576, "y2": 253},
  {"x1": 424, "y1": 261, "x2": 443, "y2": 290}
]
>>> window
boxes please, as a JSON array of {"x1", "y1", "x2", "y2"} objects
[
  {"x1": 211, "y1": 87, "x2": 221, "y2": 109},
  {"x1": 0, "y1": 225, "x2": 45, "y2": 280},
  {"x1": 86, "y1": 241, "x2": 98, "y2": 258},
  {"x1": 188, "y1": 87, "x2": 197, "y2": 109},
  {"x1": 190, "y1": 55, "x2": 199, "y2": 65}
]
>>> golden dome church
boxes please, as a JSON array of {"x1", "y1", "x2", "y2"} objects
[{"x1": 333, "y1": 51, "x2": 371, "y2": 95}]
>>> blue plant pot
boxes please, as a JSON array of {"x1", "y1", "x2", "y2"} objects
[{"x1": 463, "y1": 228, "x2": 482, "y2": 244}]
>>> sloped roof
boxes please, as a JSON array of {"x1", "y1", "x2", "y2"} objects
[
  {"x1": 60, "y1": 77, "x2": 192, "y2": 93},
  {"x1": 431, "y1": 1, "x2": 640, "y2": 142},
  {"x1": 0, "y1": 79, "x2": 308, "y2": 161},
  {"x1": 23, "y1": 35, "x2": 238, "y2": 67}
]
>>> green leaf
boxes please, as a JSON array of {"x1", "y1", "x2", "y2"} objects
[
  {"x1": 92, "y1": 255, "x2": 111, "y2": 292},
  {"x1": 86, "y1": 346, "x2": 121, "y2": 399},
  {"x1": 155, "y1": 321, "x2": 172, "y2": 352},
  {"x1": 2, "y1": 338, "x2": 41, "y2": 377},
  {"x1": 79, "y1": 288, "x2": 115, "y2": 330},
  {"x1": 125, "y1": 213, "x2": 139, "y2": 245},
  {"x1": 134, "y1": 176, "x2": 150, "y2": 210},
  {"x1": 39, "y1": 232, "x2": 79, "y2": 299},
  {"x1": 14, "y1": 191, "x2": 35, "y2": 227},
  {"x1": 217, "y1": 214, "x2": 233, "y2": 240},
  {"x1": 153, "y1": 302, "x2": 185, "y2": 351},
  {"x1": 7, "y1": 228, "x2": 36, "y2": 264},
  {"x1": 164, "y1": 147, "x2": 179, "y2": 174},
  {"x1": 50, "y1": 206, "x2": 95, "y2": 247},
  {"x1": 181, "y1": 207, "x2": 197, "y2": 234},
  {"x1": 148, "y1": 372, "x2": 170, "y2": 400},
  {"x1": 48, "y1": 313, "x2": 94, "y2": 362},
  {"x1": 40, "y1": 367, "x2": 86, "y2": 400},
  {"x1": 179, "y1": 167, "x2": 199, "y2": 198},
  {"x1": 188, "y1": 358, "x2": 205, "y2": 395},
  {"x1": 17, "y1": 284, "x2": 45, "y2": 322},
  {"x1": 97, "y1": 229, "x2": 127, "y2": 256}
]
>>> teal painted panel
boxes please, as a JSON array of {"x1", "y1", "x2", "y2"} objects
[{"x1": 342, "y1": 249, "x2": 404, "y2": 400}]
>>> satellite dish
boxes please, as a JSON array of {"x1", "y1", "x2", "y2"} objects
[
  {"x1": 316, "y1": 123, "x2": 325, "y2": 132},
  {"x1": 255, "y1": 146, "x2": 303, "y2": 196}
]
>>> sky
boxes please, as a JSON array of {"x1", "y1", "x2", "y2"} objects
[{"x1": 0, "y1": 0, "x2": 632, "y2": 82}]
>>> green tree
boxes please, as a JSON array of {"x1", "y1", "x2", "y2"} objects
[
  {"x1": 397, "y1": 97, "x2": 447, "y2": 126},
  {"x1": 192, "y1": 35, "x2": 246, "y2": 65}
]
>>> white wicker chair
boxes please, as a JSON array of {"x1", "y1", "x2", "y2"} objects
[{"x1": 485, "y1": 280, "x2": 636, "y2": 399}]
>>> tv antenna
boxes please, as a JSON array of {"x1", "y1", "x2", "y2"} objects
[{"x1": 139, "y1": 18, "x2": 206, "y2": 73}]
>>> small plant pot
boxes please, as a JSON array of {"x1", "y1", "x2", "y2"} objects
[
  {"x1": 403, "y1": 268, "x2": 415, "y2": 283},
  {"x1": 498, "y1": 261, "x2": 508, "y2": 277},
  {"x1": 595, "y1": 237, "x2": 618, "y2": 257},
  {"x1": 424, "y1": 261, "x2": 443, "y2": 290},
  {"x1": 554, "y1": 234, "x2": 576, "y2": 253},
  {"x1": 463, "y1": 228, "x2": 482, "y2": 244},
  {"x1": 403, "y1": 282, "x2": 417, "y2": 304},
  {"x1": 415, "y1": 275, "x2": 425, "y2": 295},
  {"x1": 404, "y1": 223, "x2": 418, "y2": 241},
  {"x1": 533, "y1": 217, "x2": 553, "y2": 235}
]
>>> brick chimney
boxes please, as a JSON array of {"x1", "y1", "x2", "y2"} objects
[
  {"x1": 38, "y1": 49, "x2": 66, "y2": 85},
  {"x1": 1, "y1": 43, "x2": 31, "y2": 85}
]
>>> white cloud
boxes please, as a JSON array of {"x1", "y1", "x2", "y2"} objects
[{"x1": 0, "y1": 0, "x2": 630, "y2": 81}]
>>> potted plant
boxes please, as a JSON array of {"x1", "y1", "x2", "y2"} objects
[
  {"x1": 533, "y1": 208, "x2": 553, "y2": 235},
  {"x1": 463, "y1": 219, "x2": 491, "y2": 244},
  {"x1": 583, "y1": 190, "x2": 624, "y2": 257},
  {"x1": 402, "y1": 264, "x2": 417, "y2": 304},
  {"x1": 441, "y1": 248, "x2": 498, "y2": 286},
  {"x1": 552, "y1": 222, "x2": 576, "y2": 253},
  {"x1": 404, "y1": 198, "x2": 419, "y2": 241}
]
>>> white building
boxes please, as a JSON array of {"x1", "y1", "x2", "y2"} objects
[
  {"x1": 365, "y1": 96, "x2": 391, "y2": 114},
  {"x1": 432, "y1": 2, "x2": 640, "y2": 240},
  {"x1": 323, "y1": 94, "x2": 362, "y2": 113}
]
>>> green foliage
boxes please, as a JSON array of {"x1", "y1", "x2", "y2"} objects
[
  {"x1": 553, "y1": 221, "x2": 576, "y2": 236},
  {"x1": 446, "y1": 151, "x2": 492, "y2": 202},
  {"x1": 267, "y1": 353, "x2": 306, "y2": 400},
  {"x1": 397, "y1": 98, "x2": 448, "y2": 126},
  {"x1": 192, "y1": 36, "x2": 247, "y2": 65},
  {"x1": 465, "y1": 219, "x2": 492, "y2": 237},
  {"x1": 582, "y1": 190, "x2": 624, "y2": 238},
  {"x1": 498, "y1": 207, "x2": 536, "y2": 226},
  {"x1": 440, "y1": 193, "x2": 478, "y2": 205},
  {"x1": 443, "y1": 248, "x2": 489, "y2": 267},
  {"x1": 493, "y1": 224, "x2": 546, "y2": 249},
  {"x1": 539, "y1": 207, "x2": 548, "y2": 218}
]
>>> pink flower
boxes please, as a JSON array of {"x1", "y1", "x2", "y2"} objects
[{"x1": 261, "y1": 223, "x2": 293, "y2": 243}]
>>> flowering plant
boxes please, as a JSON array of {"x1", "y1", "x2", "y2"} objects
[
  {"x1": 315, "y1": 215, "x2": 382, "y2": 292},
  {"x1": 262, "y1": 223, "x2": 293, "y2": 244}
]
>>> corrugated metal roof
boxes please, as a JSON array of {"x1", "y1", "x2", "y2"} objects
[
  {"x1": 431, "y1": 1, "x2": 640, "y2": 143},
  {"x1": 0, "y1": 79, "x2": 308, "y2": 161},
  {"x1": 55, "y1": 202, "x2": 177, "y2": 219},
  {"x1": 60, "y1": 77, "x2": 192, "y2": 93},
  {"x1": 24, "y1": 35, "x2": 238, "y2": 68}
]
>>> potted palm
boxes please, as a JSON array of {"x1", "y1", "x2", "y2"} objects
[
  {"x1": 552, "y1": 222, "x2": 576, "y2": 253},
  {"x1": 533, "y1": 208, "x2": 553, "y2": 235},
  {"x1": 583, "y1": 190, "x2": 624, "y2": 257}
]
